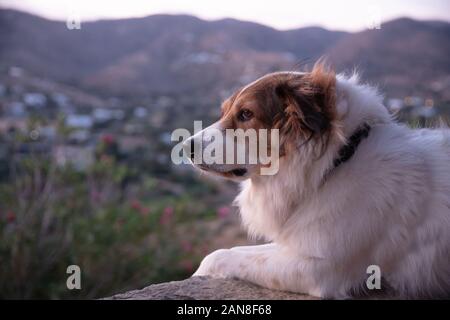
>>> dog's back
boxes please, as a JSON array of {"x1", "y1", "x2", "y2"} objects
[
  {"x1": 191, "y1": 66, "x2": 450, "y2": 299},
  {"x1": 386, "y1": 127, "x2": 450, "y2": 298}
]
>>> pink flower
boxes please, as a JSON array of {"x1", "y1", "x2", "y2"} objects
[
  {"x1": 216, "y1": 206, "x2": 231, "y2": 219},
  {"x1": 130, "y1": 200, "x2": 151, "y2": 216},
  {"x1": 6, "y1": 210, "x2": 16, "y2": 223},
  {"x1": 130, "y1": 199, "x2": 142, "y2": 211},
  {"x1": 160, "y1": 206, "x2": 174, "y2": 225},
  {"x1": 101, "y1": 134, "x2": 114, "y2": 145}
]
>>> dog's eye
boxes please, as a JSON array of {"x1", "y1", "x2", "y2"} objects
[{"x1": 238, "y1": 109, "x2": 253, "y2": 122}]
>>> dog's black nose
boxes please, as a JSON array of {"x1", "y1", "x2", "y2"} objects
[
  {"x1": 231, "y1": 168, "x2": 247, "y2": 177},
  {"x1": 190, "y1": 139, "x2": 195, "y2": 160}
]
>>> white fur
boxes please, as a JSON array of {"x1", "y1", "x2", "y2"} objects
[{"x1": 193, "y1": 74, "x2": 450, "y2": 299}]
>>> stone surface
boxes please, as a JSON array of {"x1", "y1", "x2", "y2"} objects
[{"x1": 106, "y1": 276, "x2": 317, "y2": 300}]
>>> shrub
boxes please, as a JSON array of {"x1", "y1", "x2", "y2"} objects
[{"x1": 0, "y1": 144, "x2": 219, "y2": 299}]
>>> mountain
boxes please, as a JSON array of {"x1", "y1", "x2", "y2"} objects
[
  {"x1": 0, "y1": 9, "x2": 345, "y2": 97},
  {"x1": 329, "y1": 17, "x2": 450, "y2": 98},
  {"x1": 0, "y1": 9, "x2": 449, "y2": 101}
]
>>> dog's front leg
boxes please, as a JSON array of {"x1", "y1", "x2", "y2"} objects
[{"x1": 193, "y1": 243, "x2": 318, "y2": 296}]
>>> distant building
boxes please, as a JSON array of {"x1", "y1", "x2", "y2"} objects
[
  {"x1": 51, "y1": 93, "x2": 70, "y2": 108},
  {"x1": 23, "y1": 92, "x2": 47, "y2": 108},
  {"x1": 39, "y1": 126, "x2": 57, "y2": 140},
  {"x1": 8, "y1": 102, "x2": 27, "y2": 117},
  {"x1": 133, "y1": 107, "x2": 148, "y2": 118},
  {"x1": 66, "y1": 114, "x2": 93, "y2": 129},
  {"x1": 93, "y1": 108, "x2": 114, "y2": 123}
]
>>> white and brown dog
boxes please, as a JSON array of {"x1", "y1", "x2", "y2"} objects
[{"x1": 184, "y1": 61, "x2": 450, "y2": 298}]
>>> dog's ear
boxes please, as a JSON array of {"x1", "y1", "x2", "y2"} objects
[{"x1": 274, "y1": 59, "x2": 337, "y2": 153}]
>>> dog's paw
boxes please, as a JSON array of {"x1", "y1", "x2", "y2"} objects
[{"x1": 192, "y1": 249, "x2": 235, "y2": 278}]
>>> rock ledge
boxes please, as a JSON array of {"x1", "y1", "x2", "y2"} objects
[{"x1": 106, "y1": 276, "x2": 316, "y2": 300}]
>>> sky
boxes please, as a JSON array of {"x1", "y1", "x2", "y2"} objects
[{"x1": 1, "y1": 0, "x2": 450, "y2": 31}]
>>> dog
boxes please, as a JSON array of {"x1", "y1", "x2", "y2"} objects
[{"x1": 183, "y1": 60, "x2": 450, "y2": 298}]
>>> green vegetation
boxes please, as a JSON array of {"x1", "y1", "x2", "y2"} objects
[{"x1": 0, "y1": 130, "x2": 227, "y2": 299}]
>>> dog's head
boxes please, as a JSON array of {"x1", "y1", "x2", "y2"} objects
[{"x1": 184, "y1": 60, "x2": 340, "y2": 180}]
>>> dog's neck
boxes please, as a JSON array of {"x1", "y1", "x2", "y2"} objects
[
  {"x1": 333, "y1": 123, "x2": 371, "y2": 168},
  {"x1": 237, "y1": 144, "x2": 338, "y2": 240},
  {"x1": 238, "y1": 125, "x2": 371, "y2": 241},
  {"x1": 236, "y1": 75, "x2": 391, "y2": 241}
]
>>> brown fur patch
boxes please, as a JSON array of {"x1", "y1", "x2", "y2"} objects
[
  {"x1": 273, "y1": 59, "x2": 337, "y2": 154},
  {"x1": 218, "y1": 58, "x2": 338, "y2": 157}
]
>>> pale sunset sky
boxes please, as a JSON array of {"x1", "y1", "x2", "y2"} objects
[{"x1": 1, "y1": 0, "x2": 449, "y2": 31}]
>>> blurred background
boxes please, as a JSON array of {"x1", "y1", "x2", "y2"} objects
[{"x1": 0, "y1": 0, "x2": 449, "y2": 299}]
